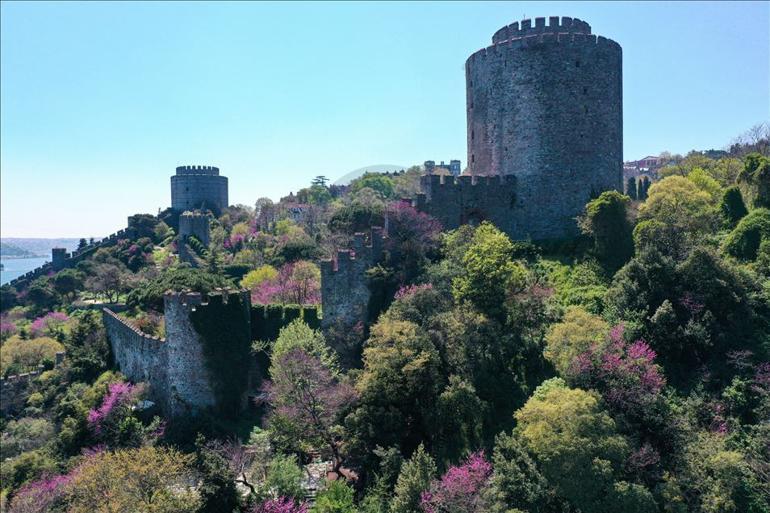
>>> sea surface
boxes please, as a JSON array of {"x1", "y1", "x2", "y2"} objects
[{"x1": 1, "y1": 257, "x2": 51, "y2": 285}]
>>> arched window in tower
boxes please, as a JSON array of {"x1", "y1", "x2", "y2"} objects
[
  {"x1": 575, "y1": 60, "x2": 581, "y2": 68},
  {"x1": 471, "y1": 130, "x2": 475, "y2": 140}
]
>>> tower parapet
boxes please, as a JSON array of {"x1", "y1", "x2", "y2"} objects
[{"x1": 492, "y1": 16, "x2": 591, "y2": 44}]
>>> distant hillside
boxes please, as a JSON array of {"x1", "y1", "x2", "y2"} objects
[
  {"x1": 1, "y1": 238, "x2": 81, "y2": 258},
  {"x1": 333, "y1": 164, "x2": 408, "y2": 186},
  {"x1": 0, "y1": 242, "x2": 37, "y2": 258}
]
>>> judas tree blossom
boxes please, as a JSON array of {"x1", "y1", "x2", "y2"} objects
[
  {"x1": 29, "y1": 311, "x2": 69, "y2": 338},
  {"x1": 569, "y1": 324, "x2": 666, "y2": 424},
  {"x1": 395, "y1": 283, "x2": 434, "y2": 300},
  {"x1": 251, "y1": 261, "x2": 320, "y2": 305},
  {"x1": 420, "y1": 451, "x2": 492, "y2": 513},
  {"x1": 8, "y1": 473, "x2": 73, "y2": 513},
  {"x1": 250, "y1": 497, "x2": 308, "y2": 513},
  {"x1": 1, "y1": 319, "x2": 17, "y2": 339},
  {"x1": 87, "y1": 381, "x2": 138, "y2": 435},
  {"x1": 262, "y1": 348, "x2": 357, "y2": 472}
]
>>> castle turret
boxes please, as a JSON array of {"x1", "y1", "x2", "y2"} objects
[
  {"x1": 465, "y1": 16, "x2": 622, "y2": 239},
  {"x1": 170, "y1": 165, "x2": 229, "y2": 215},
  {"x1": 51, "y1": 247, "x2": 68, "y2": 271}
]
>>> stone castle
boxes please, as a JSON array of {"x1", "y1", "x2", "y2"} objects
[{"x1": 6, "y1": 16, "x2": 625, "y2": 415}]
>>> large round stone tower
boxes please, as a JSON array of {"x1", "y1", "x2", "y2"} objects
[
  {"x1": 465, "y1": 16, "x2": 622, "y2": 239},
  {"x1": 170, "y1": 165, "x2": 229, "y2": 215}
]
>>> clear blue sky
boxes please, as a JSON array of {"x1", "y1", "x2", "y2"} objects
[{"x1": 1, "y1": 1, "x2": 768, "y2": 238}]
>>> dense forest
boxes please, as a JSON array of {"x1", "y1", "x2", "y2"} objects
[{"x1": 1, "y1": 128, "x2": 769, "y2": 513}]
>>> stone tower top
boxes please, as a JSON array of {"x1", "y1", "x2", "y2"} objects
[
  {"x1": 175, "y1": 165, "x2": 220, "y2": 176},
  {"x1": 491, "y1": 16, "x2": 592, "y2": 44}
]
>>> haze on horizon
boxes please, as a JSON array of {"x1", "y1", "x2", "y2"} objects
[{"x1": 1, "y1": 1, "x2": 768, "y2": 238}]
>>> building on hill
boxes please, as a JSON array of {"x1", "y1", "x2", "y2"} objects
[
  {"x1": 170, "y1": 165, "x2": 228, "y2": 215},
  {"x1": 424, "y1": 160, "x2": 462, "y2": 176},
  {"x1": 459, "y1": 16, "x2": 623, "y2": 240}
]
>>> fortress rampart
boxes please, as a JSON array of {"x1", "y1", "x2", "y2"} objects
[
  {"x1": 103, "y1": 289, "x2": 319, "y2": 416},
  {"x1": 465, "y1": 16, "x2": 623, "y2": 239},
  {"x1": 415, "y1": 173, "x2": 519, "y2": 234},
  {"x1": 103, "y1": 291, "x2": 234, "y2": 415}
]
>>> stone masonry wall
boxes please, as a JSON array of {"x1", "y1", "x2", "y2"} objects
[
  {"x1": 415, "y1": 174, "x2": 518, "y2": 235},
  {"x1": 103, "y1": 292, "x2": 227, "y2": 416},
  {"x1": 102, "y1": 308, "x2": 169, "y2": 410},
  {"x1": 465, "y1": 16, "x2": 622, "y2": 239},
  {"x1": 162, "y1": 292, "x2": 218, "y2": 416},
  {"x1": 171, "y1": 165, "x2": 228, "y2": 215},
  {"x1": 320, "y1": 228, "x2": 384, "y2": 329}
]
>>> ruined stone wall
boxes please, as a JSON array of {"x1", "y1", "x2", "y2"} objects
[
  {"x1": 415, "y1": 174, "x2": 518, "y2": 234},
  {"x1": 170, "y1": 165, "x2": 228, "y2": 215},
  {"x1": 320, "y1": 228, "x2": 384, "y2": 328},
  {"x1": 466, "y1": 16, "x2": 622, "y2": 239}
]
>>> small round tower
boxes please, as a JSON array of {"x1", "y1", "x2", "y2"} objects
[
  {"x1": 170, "y1": 165, "x2": 228, "y2": 214},
  {"x1": 466, "y1": 16, "x2": 622, "y2": 239}
]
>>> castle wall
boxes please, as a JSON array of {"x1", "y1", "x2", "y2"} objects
[
  {"x1": 171, "y1": 165, "x2": 228, "y2": 214},
  {"x1": 320, "y1": 228, "x2": 384, "y2": 329},
  {"x1": 465, "y1": 16, "x2": 622, "y2": 239},
  {"x1": 102, "y1": 309, "x2": 169, "y2": 410},
  {"x1": 162, "y1": 292, "x2": 218, "y2": 415},
  {"x1": 415, "y1": 174, "x2": 518, "y2": 234}
]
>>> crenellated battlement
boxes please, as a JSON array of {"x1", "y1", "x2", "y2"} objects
[
  {"x1": 468, "y1": 30, "x2": 620, "y2": 64},
  {"x1": 320, "y1": 227, "x2": 385, "y2": 276},
  {"x1": 492, "y1": 16, "x2": 591, "y2": 44},
  {"x1": 162, "y1": 289, "x2": 249, "y2": 311},
  {"x1": 175, "y1": 165, "x2": 220, "y2": 176}
]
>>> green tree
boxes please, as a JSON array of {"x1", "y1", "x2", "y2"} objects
[
  {"x1": 390, "y1": 444, "x2": 436, "y2": 513},
  {"x1": 636, "y1": 176, "x2": 718, "y2": 259},
  {"x1": 719, "y1": 186, "x2": 749, "y2": 227},
  {"x1": 265, "y1": 454, "x2": 305, "y2": 500},
  {"x1": 67, "y1": 446, "x2": 200, "y2": 513},
  {"x1": 514, "y1": 378, "x2": 655, "y2": 513},
  {"x1": 350, "y1": 173, "x2": 395, "y2": 199},
  {"x1": 739, "y1": 152, "x2": 770, "y2": 208},
  {"x1": 580, "y1": 191, "x2": 634, "y2": 272},
  {"x1": 53, "y1": 268, "x2": 84, "y2": 299},
  {"x1": 626, "y1": 177, "x2": 638, "y2": 200},
  {"x1": 452, "y1": 222, "x2": 526, "y2": 320},
  {"x1": 722, "y1": 208, "x2": 770, "y2": 261},
  {"x1": 485, "y1": 431, "x2": 553, "y2": 513},
  {"x1": 312, "y1": 480, "x2": 357, "y2": 513},
  {"x1": 544, "y1": 306, "x2": 609, "y2": 376},
  {"x1": 241, "y1": 265, "x2": 279, "y2": 290}
]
